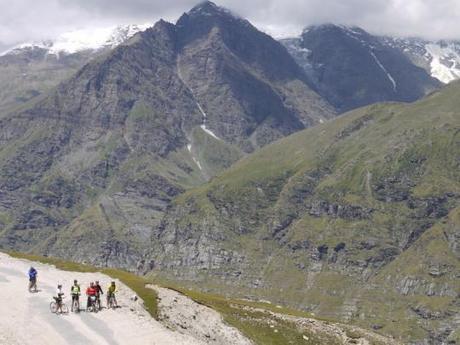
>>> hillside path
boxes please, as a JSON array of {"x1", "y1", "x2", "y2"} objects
[{"x1": 0, "y1": 252, "x2": 205, "y2": 345}]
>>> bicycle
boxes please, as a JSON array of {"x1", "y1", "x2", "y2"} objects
[
  {"x1": 71, "y1": 294, "x2": 80, "y2": 313},
  {"x1": 95, "y1": 295, "x2": 102, "y2": 311},
  {"x1": 87, "y1": 295, "x2": 98, "y2": 313},
  {"x1": 50, "y1": 297, "x2": 69, "y2": 314},
  {"x1": 107, "y1": 293, "x2": 117, "y2": 309}
]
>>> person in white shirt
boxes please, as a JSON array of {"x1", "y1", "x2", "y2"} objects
[{"x1": 54, "y1": 284, "x2": 65, "y2": 313}]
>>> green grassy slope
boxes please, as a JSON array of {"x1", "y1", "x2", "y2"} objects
[{"x1": 152, "y1": 82, "x2": 460, "y2": 343}]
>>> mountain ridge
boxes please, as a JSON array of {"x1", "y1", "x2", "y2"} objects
[
  {"x1": 147, "y1": 80, "x2": 460, "y2": 344},
  {"x1": 0, "y1": 1, "x2": 333, "y2": 267},
  {"x1": 281, "y1": 23, "x2": 441, "y2": 112}
]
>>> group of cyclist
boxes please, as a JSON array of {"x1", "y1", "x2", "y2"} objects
[
  {"x1": 29, "y1": 267, "x2": 118, "y2": 313},
  {"x1": 66, "y1": 279, "x2": 117, "y2": 312}
]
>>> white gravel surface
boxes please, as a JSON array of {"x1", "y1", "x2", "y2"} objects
[{"x1": 0, "y1": 253, "x2": 206, "y2": 345}]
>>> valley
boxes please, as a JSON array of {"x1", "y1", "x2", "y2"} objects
[{"x1": 0, "y1": 1, "x2": 459, "y2": 344}]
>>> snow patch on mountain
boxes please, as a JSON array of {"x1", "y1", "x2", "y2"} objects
[
  {"x1": 425, "y1": 43, "x2": 460, "y2": 83},
  {"x1": 195, "y1": 101, "x2": 222, "y2": 141},
  {"x1": 380, "y1": 37, "x2": 460, "y2": 84},
  {"x1": 200, "y1": 125, "x2": 221, "y2": 140},
  {"x1": 1, "y1": 24, "x2": 151, "y2": 57},
  {"x1": 369, "y1": 51, "x2": 397, "y2": 91}
]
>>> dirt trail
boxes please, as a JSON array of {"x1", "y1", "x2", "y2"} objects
[{"x1": 0, "y1": 253, "x2": 249, "y2": 345}]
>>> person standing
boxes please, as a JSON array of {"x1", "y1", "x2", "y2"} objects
[
  {"x1": 86, "y1": 282, "x2": 97, "y2": 310},
  {"x1": 28, "y1": 267, "x2": 37, "y2": 292},
  {"x1": 106, "y1": 281, "x2": 117, "y2": 308},
  {"x1": 94, "y1": 280, "x2": 103, "y2": 310},
  {"x1": 54, "y1": 284, "x2": 65, "y2": 313},
  {"x1": 70, "y1": 280, "x2": 81, "y2": 312}
]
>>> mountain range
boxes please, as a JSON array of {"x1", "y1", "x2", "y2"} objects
[
  {"x1": 0, "y1": 0, "x2": 332, "y2": 263},
  {"x1": 3, "y1": 19, "x2": 460, "y2": 116},
  {"x1": 282, "y1": 24, "x2": 444, "y2": 112},
  {"x1": 0, "y1": 2, "x2": 459, "y2": 344}
]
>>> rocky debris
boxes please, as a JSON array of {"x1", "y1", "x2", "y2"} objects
[
  {"x1": 32, "y1": 177, "x2": 79, "y2": 208},
  {"x1": 13, "y1": 209, "x2": 61, "y2": 230},
  {"x1": 336, "y1": 113, "x2": 375, "y2": 139},
  {"x1": 308, "y1": 200, "x2": 373, "y2": 219},
  {"x1": 410, "y1": 305, "x2": 449, "y2": 320},
  {"x1": 124, "y1": 174, "x2": 185, "y2": 200},
  {"x1": 408, "y1": 196, "x2": 449, "y2": 219},
  {"x1": 287, "y1": 240, "x2": 310, "y2": 252},
  {"x1": 235, "y1": 304, "x2": 400, "y2": 345},
  {"x1": 396, "y1": 276, "x2": 457, "y2": 297},
  {"x1": 151, "y1": 285, "x2": 252, "y2": 345},
  {"x1": 373, "y1": 175, "x2": 414, "y2": 202}
]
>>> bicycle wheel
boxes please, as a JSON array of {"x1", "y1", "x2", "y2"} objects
[
  {"x1": 50, "y1": 302, "x2": 57, "y2": 313},
  {"x1": 73, "y1": 299, "x2": 80, "y2": 313},
  {"x1": 61, "y1": 303, "x2": 69, "y2": 314},
  {"x1": 93, "y1": 300, "x2": 99, "y2": 313}
]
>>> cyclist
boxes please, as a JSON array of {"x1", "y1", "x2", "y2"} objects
[
  {"x1": 106, "y1": 281, "x2": 117, "y2": 308},
  {"x1": 54, "y1": 284, "x2": 65, "y2": 313},
  {"x1": 28, "y1": 267, "x2": 38, "y2": 292},
  {"x1": 86, "y1": 282, "x2": 97, "y2": 310},
  {"x1": 94, "y1": 280, "x2": 103, "y2": 310},
  {"x1": 70, "y1": 280, "x2": 81, "y2": 312}
]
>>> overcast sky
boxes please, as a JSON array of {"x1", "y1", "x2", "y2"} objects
[{"x1": 1, "y1": 0, "x2": 460, "y2": 46}]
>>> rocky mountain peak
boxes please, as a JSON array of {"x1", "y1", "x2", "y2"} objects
[
  {"x1": 150, "y1": 19, "x2": 176, "y2": 38},
  {"x1": 186, "y1": 1, "x2": 236, "y2": 18},
  {"x1": 189, "y1": 1, "x2": 219, "y2": 13},
  {"x1": 301, "y1": 24, "x2": 374, "y2": 45},
  {"x1": 282, "y1": 23, "x2": 440, "y2": 112},
  {"x1": 176, "y1": 1, "x2": 246, "y2": 31},
  {"x1": 306, "y1": 24, "x2": 366, "y2": 34}
]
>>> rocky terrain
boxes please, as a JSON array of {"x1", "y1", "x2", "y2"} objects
[
  {"x1": 0, "y1": 24, "x2": 150, "y2": 114},
  {"x1": 153, "y1": 285, "x2": 400, "y2": 345},
  {"x1": 148, "y1": 81, "x2": 460, "y2": 344},
  {"x1": 0, "y1": 1, "x2": 333, "y2": 267},
  {"x1": 0, "y1": 2, "x2": 459, "y2": 344}
]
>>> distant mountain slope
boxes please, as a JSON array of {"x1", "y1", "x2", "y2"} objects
[
  {"x1": 282, "y1": 24, "x2": 441, "y2": 112},
  {"x1": 382, "y1": 37, "x2": 460, "y2": 84},
  {"x1": 1, "y1": 24, "x2": 151, "y2": 57},
  {"x1": 0, "y1": 24, "x2": 151, "y2": 114},
  {"x1": 149, "y1": 81, "x2": 460, "y2": 344},
  {"x1": 172, "y1": 2, "x2": 333, "y2": 149},
  {"x1": 0, "y1": 1, "x2": 333, "y2": 267}
]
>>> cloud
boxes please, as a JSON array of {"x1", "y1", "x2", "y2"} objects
[{"x1": 0, "y1": 0, "x2": 459, "y2": 45}]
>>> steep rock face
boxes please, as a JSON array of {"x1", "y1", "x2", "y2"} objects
[
  {"x1": 282, "y1": 24, "x2": 440, "y2": 112},
  {"x1": 173, "y1": 2, "x2": 334, "y2": 150},
  {"x1": 0, "y1": 24, "x2": 151, "y2": 114},
  {"x1": 149, "y1": 82, "x2": 460, "y2": 343},
  {"x1": 0, "y1": 2, "x2": 333, "y2": 266},
  {"x1": 0, "y1": 21, "x2": 204, "y2": 265}
]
